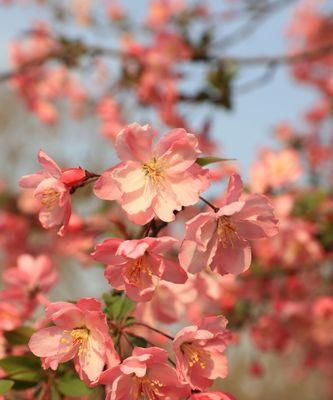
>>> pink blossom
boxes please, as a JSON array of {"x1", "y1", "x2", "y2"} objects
[
  {"x1": 94, "y1": 123, "x2": 210, "y2": 225},
  {"x1": 249, "y1": 149, "x2": 302, "y2": 193},
  {"x1": 92, "y1": 236, "x2": 187, "y2": 302},
  {"x1": 99, "y1": 347, "x2": 189, "y2": 400},
  {"x1": 179, "y1": 174, "x2": 278, "y2": 276},
  {"x1": 3, "y1": 254, "x2": 57, "y2": 295},
  {"x1": 146, "y1": 0, "x2": 185, "y2": 28},
  {"x1": 135, "y1": 280, "x2": 197, "y2": 324},
  {"x1": 29, "y1": 298, "x2": 119, "y2": 385},
  {"x1": 19, "y1": 150, "x2": 86, "y2": 236},
  {"x1": 0, "y1": 301, "x2": 21, "y2": 331},
  {"x1": 189, "y1": 392, "x2": 236, "y2": 400},
  {"x1": 173, "y1": 316, "x2": 232, "y2": 390},
  {"x1": 311, "y1": 296, "x2": 333, "y2": 346}
]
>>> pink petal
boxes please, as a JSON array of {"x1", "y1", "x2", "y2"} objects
[
  {"x1": 122, "y1": 182, "x2": 156, "y2": 216},
  {"x1": 38, "y1": 149, "x2": 61, "y2": 178},
  {"x1": 161, "y1": 258, "x2": 187, "y2": 284},
  {"x1": 105, "y1": 264, "x2": 126, "y2": 289},
  {"x1": 29, "y1": 326, "x2": 63, "y2": 357},
  {"x1": 212, "y1": 239, "x2": 252, "y2": 275},
  {"x1": 113, "y1": 161, "x2": 146, "y2": 193},
  {"x1": 120, "y1": 356, "x2": 147, "y2": 377},
  {"x1": 223, "y1": 174, "x2": 243, "y2": 205},
  {"x1": 19, "y1": 171, "x2": 48, "y2": 188},
  {"x1": 115, "y1": 123, "x2": 155, "y2": 162},
  {"x1": 92, "y1": 238, "x2": 126, "y2": 265},
  {"x1": 117, "y1": 239, "x2": 150, "y2": 259},
  {"x1": 94, "y1": 168, "x2": 122, "y2": 201},
  {"x1": 153, "y1": 183, "x2": 180, "y2": 222}
]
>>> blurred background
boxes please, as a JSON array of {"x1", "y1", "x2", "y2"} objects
[{"x1": 0, "y1": 1, "x2": 332, "y2": 399}]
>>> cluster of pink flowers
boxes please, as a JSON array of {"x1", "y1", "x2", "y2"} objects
[
  {"x1": 10, "y1": 122, "x2": 279, "y2": 399},
  {"x1": 9, "y1": 23, "x2": 87, "y2": 124},
  {"x1": 2, "y1": 0, "x2": 333, "y2": 399}
]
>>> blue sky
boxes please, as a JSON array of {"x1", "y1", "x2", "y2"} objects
[{"x1": 0, "y1": 1, "x2": 316, "y2": 175}]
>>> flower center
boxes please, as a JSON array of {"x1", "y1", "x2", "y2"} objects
[
  {"x1": 40, "y1": 188, "x2": 60, "y2": 211},
  {"x1": 62, "y1": 328, "x2": 89, "y2": 355},
  {"x1": 123, "y1": 257, "x2": 153, "y2": 285},
  {"x1": 142, "y1": 157, "x2": 165, "y2": 184},
  {"x1": 216, "y1": 216, "x2": 239, "y2": 247},
  {"x1": 181, "y1": 342, "x2": 210, "y2": 369},
  {"x1": 134, "y1": 376, "x2": 164, "y2": 400}
]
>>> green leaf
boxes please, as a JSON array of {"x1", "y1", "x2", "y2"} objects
[
  {"x1": 130, "y1": 335, "x2": 148, "y2": 348},
  {"x1": 50, "y1": 384, "x2": 62, "y2": 400},
  {"x1": 0, "y1": 355, "x2": 44, "y2": 382},
  {"x1": 56, "y1": 377, "x2": 92, "y2": 397},
  {"x1": 0, "y1": 379, "x2": 14, "y2": 395},
  {"x1": 103, "y1": 291, "x2": 135, "y2": 321},
  {"x1": 4, "y1": 326, "x2": 35, "y2": 345},
  {"x1": 196, "y1": 156, "x2": 235, "y2": 167}
]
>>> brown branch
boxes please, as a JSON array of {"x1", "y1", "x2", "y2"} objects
[
  {"x1": 220, "y1": 43, "x2": 333, "y2": 67},
  {"x1": 216, "y1": 0, "x2": 297, "y2": 48},
  {"x1": 1, "y1": 40, "x2": 333, "y2": 85},
  {"x1": 235, "y1": 62, "x2": 277, "y2": 93},
  {"x1": 131, "y1": 322, "x2": 174, "y2": 341}
]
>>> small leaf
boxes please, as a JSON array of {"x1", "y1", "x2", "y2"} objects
[
  {"x1": 0, "y1": 379, "x2": 14, "y2": 395},
  {"x1": 50, "y1": 384, "x2": 62, "y2": 400},
  {"x1": 0, "y1": 355, "x2": 44, "y2": 382},
  {"x1": 196, "y1": 156, "x2": 235, "y2": 167},
  {"x1": 103, "y1": 291, "x2": 135, "y2": 321},
  {"x1": 56, "y1": 377, "x2": 92, "y2": 397},
  {"x1": 130, "y1": 335, "x2": 148, "y2": 348},
  {"x1": 4, "y1": 326, "x2": 35, "y2": 345}
]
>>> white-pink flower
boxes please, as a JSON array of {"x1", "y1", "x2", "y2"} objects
[
  {"x1": 179, "y1": 174, "x2": 278, "y2": 275},
  {"x1": 3, "y1": 254, "x2": 57, "y2": 295},
  {"x1": 173, "y1": 316, "x2": 232, "y2": 390},
  {"x1": 99, "y1": 347, "x2": 189, "y2": 400},
  {"x1": 92, "y1": 236, "x2": 187, "y2": 302},
  {"x1": 19, "y1": 150, "x2": 86, "y2": 236},
  {"x1": 94, "y1": 123, "x2": 210, "y2": 225},
  {"x1": 29, "y1": 298, "x2": 119, "y2": 385}
]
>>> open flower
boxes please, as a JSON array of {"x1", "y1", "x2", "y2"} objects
[
  {"x1": 92, "y1": 236, "x2": 187, "y2": 302},
  {"x1": 29, "y1": 298, "x2": 119, "y2": 385},
  {"x1": 94, "y1": 123, "x2": 210, "y2": 225},
  {"x1": 3, "y1": 254, "x2": 58, "y2": 295},
  {"x1": 249, "y1": 148, "x2": 302, "y2": 193},
  {"x1": 99, "y1": 347, "x2": 189, "y2": 400},
  {"x1": 19, "y1": 150, "x2": 85, "y2": 236},
  {"x1": 179, "y1": 174, "x2": 278, "y2": 275},
  {"x1": 173, "y1": 316, "x2": 232, "y2": 390}
]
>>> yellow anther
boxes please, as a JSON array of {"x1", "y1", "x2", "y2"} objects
[
  {"x1": 70, "y1": 328, "x2": 89, "y2": 355},
  {"x1": 181, "y1": 342, "x2": 210, "y2": 369},
  {"x1": 40, "y1": 188, "x2": 60, "y2": 211},
  {"x1": 124, "y1": 258, "x2": 153, "y2": 285},
  {"x1": 142, "y1": 157, "x2": 165, "y2": 184},
  {"x1": 216, "y1": 216, "x2": 239, "y2": 248},
  {"x1": 134, "y1": 376, "x2": 164, "y2": 399}
]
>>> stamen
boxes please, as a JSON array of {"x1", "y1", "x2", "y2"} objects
[
  {"x1": 181, "y1": 342, "x2": 210, "y2": 369},
  {"x1": 40, "y1": 188, "x2": 60, "y2": 211},
  {"x1": 216, "y1": 216, "x2": 239, "y2": 248},
  {"x1": 123, "y1": 258, "x2": 153, "y2": 285},
  {"x1": 134, "y1": 376, "x2": 164, "y2": 400},
  {"x1": 142, "y1": 157, "x2": 164, "y2": 184},
  {"x1": 61, "y1": 328, "x2": 89, "y2": 355}
]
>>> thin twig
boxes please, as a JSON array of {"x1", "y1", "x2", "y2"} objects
[
  {"x1": 199, "y1": 196, "x2": 219, "y2": 212},
  {"x1": 132, "y1": 322, "x2": 174, "y2": 341}
]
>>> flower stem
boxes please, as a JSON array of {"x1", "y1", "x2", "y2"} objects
[
  {"x1": 132, "y1": 322, "x2": 174, "y2": 340},
  {"x1": 199, "y1": 196, "x2": 219, "y2": 212}
]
